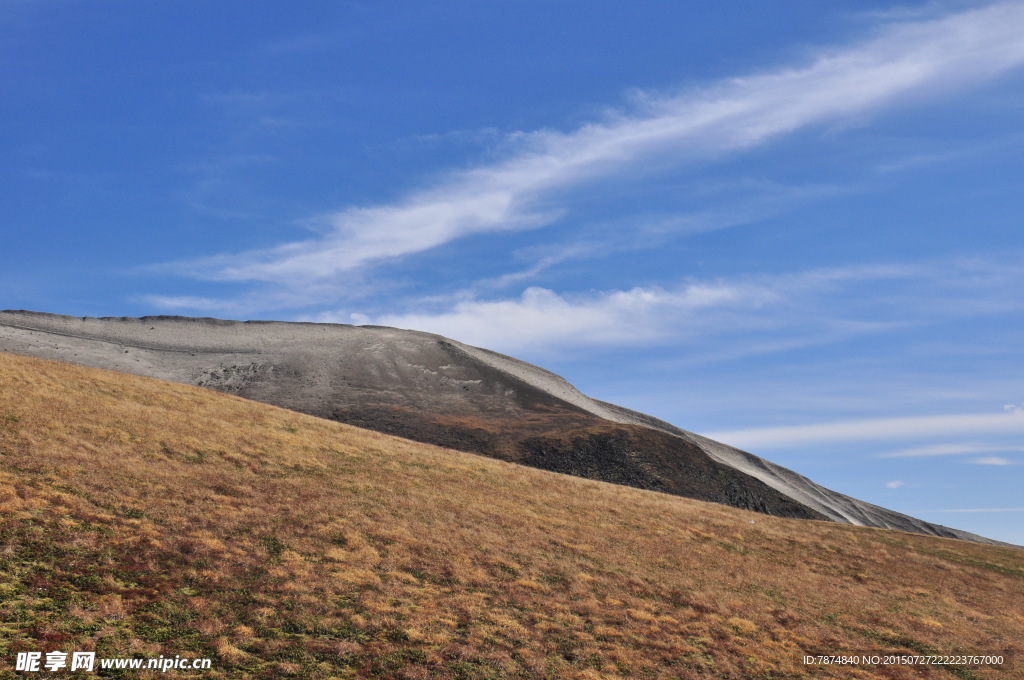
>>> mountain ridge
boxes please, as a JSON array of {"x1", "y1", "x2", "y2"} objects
[{"x1": 0, "y1": 309, "x2": 1005, "y2": 545}]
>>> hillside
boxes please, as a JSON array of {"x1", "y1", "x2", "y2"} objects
[
  {"x1": 1, "y1": 353, "x2": 1022, "y2": 678},
  {"x1": 0, "y1": 310, "x2": 998, "y2": 544}
]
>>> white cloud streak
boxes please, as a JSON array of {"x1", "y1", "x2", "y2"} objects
[
  {"x1": 969, "y1": 456, "x2": 1017, "y2": 465},
  {"x1": 878, "y1": 442, "x2": 1024, "y2": 457},
  {"x1": 322, "y1": 253, "x2": 1024, "y2": 356},
  {"x1": 925, "y1": 507, "x2": 1024, "y2": 513},
  {"x1": 707, "y1": 407, "x2": 1024, "y2": 450},
  {"x1": 169, "y1": 2, "x2": 1024, "y2": 288},
  {"x1": 316, "y1": 282, "x2": 777, "y2": 351}
]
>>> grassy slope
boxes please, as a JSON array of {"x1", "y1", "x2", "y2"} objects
[{"x1": 0, "y1": 353, "x2": 1022, "y2": 680}]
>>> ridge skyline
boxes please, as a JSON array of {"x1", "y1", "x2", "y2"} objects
[{"x1": 0, "y1": 309, "x2": 1010, "y2": 547}]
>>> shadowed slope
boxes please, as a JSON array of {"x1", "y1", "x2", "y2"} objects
[
  {"x1": 0, "y1": 310, "x2": 999, "y2": 542},
  {"x1": 0, "y1": 353, "x2": 1022, "y2": 679}
]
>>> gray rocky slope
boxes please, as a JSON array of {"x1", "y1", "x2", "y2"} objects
[{"x1": 0, "y1": 310, "x2": 1002, "y2": 545}]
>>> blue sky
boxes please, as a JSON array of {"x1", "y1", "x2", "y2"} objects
[{"x1": 3, "y1": 1, "x2": 1023, "y2": 543}]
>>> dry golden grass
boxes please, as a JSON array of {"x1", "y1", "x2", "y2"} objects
[{"x1": 0, "y1": 352, "x2": 1022, "y2": 679}]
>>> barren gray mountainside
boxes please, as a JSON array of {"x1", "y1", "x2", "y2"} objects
[{"x1": 0, "y1": 310, "x2": 1000, "y2": 544}]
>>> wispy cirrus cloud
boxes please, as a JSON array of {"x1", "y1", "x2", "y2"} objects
[
  {"x1": 878, "y1": 442, "x2": 1024, "y2": 458},
  {"x1": 969, "y1": 456, "x2": 1019, "y2": 465},
  {"x1": 708, "y1": 407, "x2": 1024, "y2": 451},
  {"x1": 313, "y1": 282, "x2": 777, "y2": 351},
  {"x1": 923, "y1": 507, "x2": 1024, "y2": 513},
  {"x1": 161, "y1": 2, "x2": 1024, "y2": 292},
  {"x1": 310, "y1": 253, "x2": 1024, "y2": 357}
]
